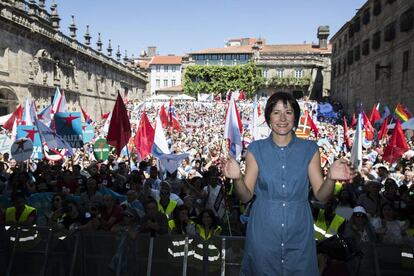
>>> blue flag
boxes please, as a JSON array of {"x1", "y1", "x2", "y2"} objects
[
  {"x1": 54, "y1": 112, "x2": 83, "y2": 148},
  {"x1": 17, "y1": 125, "x2": 43, "y2": 159}
]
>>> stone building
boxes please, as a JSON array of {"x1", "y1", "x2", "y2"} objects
[
  {"x1": 0, "y1": 0, "x2": 147, "y2": 117},
  {"x1": 330, "y1": 0, "x2": 414, "y2": 113},
  {"x1": 149, "y1": 55, "x2": 183, "y2": 95},
  {"x1": 186, "y1": 27, "x2": 331, "y2": 100}
]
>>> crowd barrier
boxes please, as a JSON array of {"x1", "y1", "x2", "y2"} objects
[{"x1": 0, "y1": 226, "x2": 412, "y2": 276}]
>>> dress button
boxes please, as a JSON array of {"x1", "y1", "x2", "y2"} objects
[
  {"x1": 282, "y1": 203, "x2": 286, "y2": 207},
  {"x1": 281, "y1": 243, "x2": 284, "y2": 247},
  {"x1": 281, "y1": 148, "x2": 284, "y2": 151},
  {"x1": 282, "y1": 165, "x2": 285, "y2": 169},
  {"x1": 282, "y1": 185, "x2": 285, "y2": 188},
  {"x1": 281, "y1": 259, "x2": 284, "y2": 263},
  {"x1": 281, "y1": 223, "x2": 285, "y2": 227}
]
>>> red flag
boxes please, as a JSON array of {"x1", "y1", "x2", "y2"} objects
[
  {"x1": 307, "y1": 111, "x2": 318, "y2": 137},
  {"x1": 3, "y1": 105, "x2": 23, "y2": 131},
  {"x1": 343, "y1": 116, "x2": 351, "y2": 149},
  {"x1": 362, "y1": 112, "x2": 374, "y2": 140},
  {"x1": 378, "y1": 117, "x2": 388, "y2": 141},
  {"x1": 159, "y1": 105, "x2": 169, "y2": 128},
  {"x1": 134, "y1": 111, "x2": 155, "y2": 159},
  {"x1": 238, "y1": 90, "x2": 246, "y2": 101},
  {"x1": 351, "y1": 113, "x2": 356, "y2": 128},
  {"x1": 369, "y1": 103, "x2": 381, "y2": 125},
  {"x1": 383, "y1": 120, "x2": 409, "y2": 163},
  {"x1": 107, "y1": 93, "x2": 131, "y2": 155},
  {"x1": 80, "y1": 106, "x2": 93, "y2": 124},
  {"x1": 168, "y1": 98, "x2": 181, "y2": 132},
  {"x1": 101, "y1": 111, "x2": 110, "y2": 120}
]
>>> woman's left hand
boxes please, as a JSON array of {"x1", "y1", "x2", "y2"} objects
[{"x1": 328, "y1": 158, "x2": 355, "y2": 181}]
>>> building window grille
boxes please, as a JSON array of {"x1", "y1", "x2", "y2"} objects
[
  {"x1": 172, "y1": 79, "x2": 176, "y2": 86},
  {"x1": 363, "y1": 9, "x2": 371, "y2": 25},
  {"x1": 263, "y1": 69, "x2": 268, "y2": 78},
  {"x1": 172, "y1": 66, "x2": 176, "y2": 72},
  {"x1": 373, "y1": 0, "x2": 382, "y2": 16},
  {"x1": 163, "y1": 79, "x2": 168, "y2": 87},
  {"x1": 400, "y1": 8, "x2": 413, "y2": 32},
  {"x1": 354, "y1": 17, "x2": 361, "y2": 32},
  {"x1": 156, "y1": 65, "x2": 160, "y2": 72},
  {"x1": 276, "y1": 69, "x2": 284, "y2": 78},
  {"x1": 156, "y1": 79, "x2": 160, "y2": 88},
  {"x1": 354, "y1": 45, "x2": 361, "y2": 61},
  {"x1": 348, "y1": 25, "x2": 354, "y2": 39},
  {"x1": 384, "y1": 21, "x2": 396, "y2": 41},
  {"x1": 343, "y1": 58, "x2": 347, "y2": 73},
  {"x1": 164, "y1": 65, "x2": 169, "y2": 71},
  {"x1": 372, "y1": 31, "x2": 381, "y2": 50},
  {"x1": 294, "y1": 69, "x2": 304, "y2": 78},
  {"x1": 348, "y1": 50, "x2": 354, "y2": 65},
  {"x1": 403, "y1": 50, "x2": 410, "y2": 72},
  {"x1": 362, "y1": 39, "x2": 370, "y2": 55}
]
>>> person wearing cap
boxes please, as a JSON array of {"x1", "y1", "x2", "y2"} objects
[{"x1": 343, "y1": 206, "x2": 376, "y2": 275}]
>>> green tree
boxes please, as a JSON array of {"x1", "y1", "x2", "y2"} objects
[{"x1": 183, "y1": 63, "x2": 265, "y2": 98}]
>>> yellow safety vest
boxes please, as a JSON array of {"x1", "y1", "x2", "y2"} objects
[
  {"x1": 5, "y1": 205, "x2": 36, "y2": 224},
  {"x1": 157, "y1": 200, "x2": 177, "y2": 219},
  {"x1": 196, "y1": 224, "x2": 222, "y2": 241},
  {"x1": 314, "y1": 209, "x2": 345, "y2": 241},
  {"x1": 168, "y1": 219, "x2": 195, "y2": 232},
  {"x1": 334, "y1": 181, "x2": 343, "y2": 196}
]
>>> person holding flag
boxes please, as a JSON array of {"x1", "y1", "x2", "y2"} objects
[{"x1": 223, "y1": 92, "x2": 354, "y2": 275}]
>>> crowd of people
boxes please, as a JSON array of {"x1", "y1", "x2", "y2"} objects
[{"x1": 1, "y1": 97, "x2": 414, "y2": 274}]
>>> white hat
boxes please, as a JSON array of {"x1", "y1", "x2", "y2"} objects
[{"x1": 353, "y1": 206, "x2": 367, "y2": 215}]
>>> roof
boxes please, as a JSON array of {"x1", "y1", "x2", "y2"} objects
[
  {"x1": 149, "y1": 56, "x2": 182, "y2": 65},
  {"x1": 261, "y1": 44, "x2": 332, "y2": 53},
  {"x1": 189, "y1": 45, "x2": 254, "y2": 54},
  {"x1": 156, "y1": 84, "x2": 183, "y2": 92},
  {"x1": 189, "y1": 44, "x2": 331, "y2": 55}
]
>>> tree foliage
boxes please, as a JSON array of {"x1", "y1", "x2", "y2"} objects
[
  {"x1": 183, "y1": 63, "x2": 266, "y2": 98},
  {"x1": 267, "y1": 76, "x2": 311, "y2": 88}
]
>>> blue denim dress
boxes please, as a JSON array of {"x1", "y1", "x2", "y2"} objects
[{"x1": 241, "y1": 134, "x2": 319, "y2": 276}]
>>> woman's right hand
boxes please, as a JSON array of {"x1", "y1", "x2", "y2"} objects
[{"x1": 223, "y1": 158, "x2": 241, "y2": 180}]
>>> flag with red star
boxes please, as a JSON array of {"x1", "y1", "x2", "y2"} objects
[
  {"x1": 54, "y1": 112, "x2": 83, "y2": 148},
  {"x1": 16, "y1": 126, "x2": 43, "y2": 159}
]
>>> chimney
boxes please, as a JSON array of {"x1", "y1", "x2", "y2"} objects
[
  {"x1": 147, "y1": 46, "x2": 157, "y2": 58},
  {"x1": 317, "y1": 26, "x2": 330, "y2": 50}
]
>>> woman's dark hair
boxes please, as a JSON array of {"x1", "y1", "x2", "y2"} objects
[
  {"x1": 172, "y1": 205, "x2": 190, "y2": 234},
  {"x1": 264, "y1": 92, "x2": 301, "y2": 128},
  {"x1": 51, "y1": 193, "x2": 66, "y2": 211},
  {"x1": 197, "y1": 209, "x2": 219, "y2": 229}
]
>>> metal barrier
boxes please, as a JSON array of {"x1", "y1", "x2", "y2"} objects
[
  {"x1": 0, "y1": 226, "x2": 245, "y2": 276},
  {"x1": 1, "y1": 226, "x2": 412, "y2": 276}
]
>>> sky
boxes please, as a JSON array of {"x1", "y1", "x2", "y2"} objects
[{"x1": 56, "y1": 0, "x2": 367, "y2": 57}]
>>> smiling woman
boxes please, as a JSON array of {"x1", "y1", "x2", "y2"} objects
[{"x1": 223, "y1": 92, "x2": 354, "y2": 275}]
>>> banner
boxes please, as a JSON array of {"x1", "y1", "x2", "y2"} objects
[
  {"x1": 54, "y1": 112, "x2": 83, "y2": 148},
  {"x1": 0, "y1": 134, "x2": 13, "y2": 154},
  {"x1": 82, "y1": 123, "x2": 95, "y2": 143},
  {"x1": 17, "y1": 125, "x2": 43, "y2": 159}
]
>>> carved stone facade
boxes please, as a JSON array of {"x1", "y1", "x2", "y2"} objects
[
  {"x1": 330, "y1": 0, "x2": 414, "y2": 113},
  {"x1": 0, "y1": 1, "x2": 147, "y2": 117}
]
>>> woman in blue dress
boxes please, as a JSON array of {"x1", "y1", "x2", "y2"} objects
[{"x1": 223, "y1": 92, "x2": 353, "y2": 275}]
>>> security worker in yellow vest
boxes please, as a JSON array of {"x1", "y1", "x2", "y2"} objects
[
  {"x1": 314, "y1": 197, "x2": 345, "y2": 241},
  {"x1": 157, "y1": 181, "x2": 179, "y2": 219},
  {"x1": 191, "y1": 208, "x2": 222, "y2": 271},
  {"x1": 4, "y1": 191, "x2": 40, "y2": 249},
  {"x1": 167, "y1": 205, "x2": 196, "y2": 261},
  {"x1": 5, "y1": 192, "x2": 36, "y2": 226}
]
